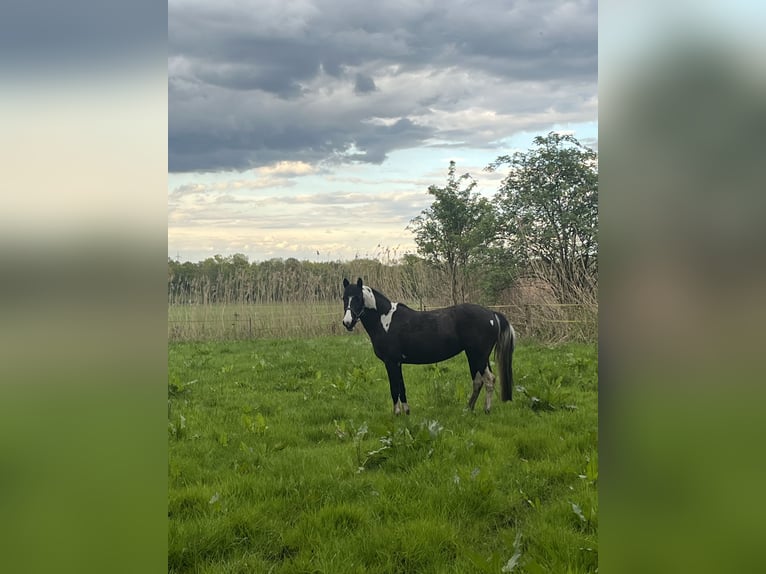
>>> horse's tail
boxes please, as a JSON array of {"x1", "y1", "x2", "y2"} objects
[{"x1": 495, "y1": 313, "x2": 515, "y2": 401}]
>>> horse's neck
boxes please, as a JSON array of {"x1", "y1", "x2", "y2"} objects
[
  {"x1": 370, "y1": 288, "x2": 393, "y2": 315},
  {"x1": 359, "y1": 288, "x2": 393, "y2": 337}
]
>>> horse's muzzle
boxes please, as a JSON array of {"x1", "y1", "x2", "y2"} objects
[{"x1": 343, "y1": 308, "x2": 358, "y2": 331}]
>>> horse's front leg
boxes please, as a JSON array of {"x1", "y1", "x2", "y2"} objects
[{"x1": 385, "y1": 362, "x2": 410, "y2": 415}]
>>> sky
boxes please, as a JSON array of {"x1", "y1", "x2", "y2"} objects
[{"x1": 168, "y1": 0, "x2": 598, "y2": 263}]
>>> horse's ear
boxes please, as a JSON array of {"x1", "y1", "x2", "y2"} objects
[
  {"x1": 356, "y1": 277, "x2": 363, "y2": 289},
  {"x1": 343, "y1": 278, "x2": 349, "y2": 288}
]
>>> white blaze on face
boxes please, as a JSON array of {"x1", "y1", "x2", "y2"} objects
[
  {"x1": 380, "y1": 302, "x2": 397, "y2": 333},
  {"x1": 343, "y1": 296, "x2": 355, "y2": 327}
]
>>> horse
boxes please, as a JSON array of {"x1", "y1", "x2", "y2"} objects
[{"x1": 341, "y1": 277, "x2": 515, "y2": 414}]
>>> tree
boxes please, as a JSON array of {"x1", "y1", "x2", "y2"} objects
[
  {"x1": 487, "y1": 132, "x2": 598, "y2": 301},
  {"x1": 409, "y1": 161, "x2": 495, "y2": 304}
]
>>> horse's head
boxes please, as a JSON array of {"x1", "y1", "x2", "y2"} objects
[{"x1": 342, "y1": 277, "x2": 365, "y2": 331}]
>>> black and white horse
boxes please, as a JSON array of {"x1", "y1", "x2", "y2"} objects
[{"x1": 342, "y1": 277, "x2": 515, "y2": 414}]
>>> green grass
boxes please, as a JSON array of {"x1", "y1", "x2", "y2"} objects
[{"x1": 168, "y1": 336, "x2": 598, "y2": 573}]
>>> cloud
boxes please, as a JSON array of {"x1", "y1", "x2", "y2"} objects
[
  {"x1": 170, "y1": 186, "x2": 429, "y2": 227},
  {"x1": 256, "y1": 161, "x2": 316, "y2": 177},
  {"x1": 354, "y1": 73, "x2": 377, "y2": 95},
  {"x1": 168, "y1": 0, "x2": 597, "y2": 173}
]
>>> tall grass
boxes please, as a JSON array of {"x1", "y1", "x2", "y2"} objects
[
  {"x1": 168, "y1": 302, "x2": 343, "y2": 341},
  {"x1": 168, "y1": 255, "x2": 597, "y2": 342},
  {"x1": 168, "y1": 300, "x2": 596, "y2": 343},
  {"x1": 168, "y1": 256, "x2": 445, "y2": 306}
]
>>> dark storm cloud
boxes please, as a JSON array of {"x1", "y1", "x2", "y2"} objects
[
  {"x1": 169, "y1": 0, "x2": 597, "y2": 173},
  {"x1": 354, "y1": 73, "x2": 377, "y2": 95}
]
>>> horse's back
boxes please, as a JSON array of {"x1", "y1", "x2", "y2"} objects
[
  {"x1": 391, "y1": 304, "x2": 464, "y2": 363},
  {"x1": 449, "y1": 302, "x2": 496, "y2": 326},
  {"x1": 393, "y1": 303, "x2": 499, "y2": 361}
]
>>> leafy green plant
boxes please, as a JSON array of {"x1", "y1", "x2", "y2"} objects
[
  {"x1": 168, "y1": 377, "x2": 196, "y2": 398},
  {"x1": 241, "y1": 412, "x2": 268, "y2": 435},
  {"x1": 580, "y1": 452, "x2": 598, "y2": 485},
  {"x1": 356, "y1": 420, "x2": 444, "y2": 472},
  {"x1": 168, "y1": 413, "x2": 186, "y2": 440}
]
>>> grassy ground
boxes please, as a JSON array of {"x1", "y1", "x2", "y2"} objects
[{"x1": 168, "y1": 336, "x2": 598, "y2": 573}]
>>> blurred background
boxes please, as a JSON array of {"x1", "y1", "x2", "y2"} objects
[
  {"x1": 600, "y1": 1, "x2": 765, "y2": 572},
  {"x1": 0, "y1": 1, "x2": 167, "y2": 572}
]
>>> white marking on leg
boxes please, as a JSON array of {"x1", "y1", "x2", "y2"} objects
[
  {"x1": 474, "y1": 371, "x2": 484, "y2": 394},
  {"x1": 362, "y1": 286, "x2": 376, "y2": 309},
  {"x1": 380, "y1": 302, "x2": 398, "y2": 333},
  {"x1": 483, "y1": 366, "x2": 495, "y2": 413},
  {"x1": 468, "y1": 371, "x2": 484, "y2": 410}
]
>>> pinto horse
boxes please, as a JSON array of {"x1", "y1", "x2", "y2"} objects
[{"x1": 342, "y1": 277, "x2": 515, "y2": 414}]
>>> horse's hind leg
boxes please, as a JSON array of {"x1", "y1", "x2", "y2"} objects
[
  {"x1": 466, "y1": 352, "x2": 495, "y2": 413},
  {"x1": 482, "y1": 367, "x2": 496, "y2": 414},
  {"x1": 466, "y1": 352, "x2": 489, "y2": 412},
  {"x1": 467, "y1": 370, "x2": 484, "y2": 411}
]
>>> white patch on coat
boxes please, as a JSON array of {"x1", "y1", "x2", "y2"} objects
[
  {"x1": 380, "y1": 302, "x2": 398, "y2": 333},
  {"x1": 362, "y1": 286, "x2": 376, "y2": 309},
  {"x1": 489, "y1": 319, "x2": 494, "y2": 327}
]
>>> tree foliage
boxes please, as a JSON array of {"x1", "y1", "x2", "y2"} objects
[
  {"x1": 487, "y1": 132, "x2": 598, "y2": 301},
  {"x1": 408, "y1": 161, "x2": 495, "y2": 304}
]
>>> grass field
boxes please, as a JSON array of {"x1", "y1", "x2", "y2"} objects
[{"x1": 168, "y1": 335, "x2": 598, "y2": 573}]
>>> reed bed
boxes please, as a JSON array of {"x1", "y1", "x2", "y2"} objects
[
  {"x1": 168, "y1": 255, "x2": 597, "y2": 342},
  {"x1": 168, "y1": 300, "x2": 596, "y2": 342}
]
